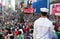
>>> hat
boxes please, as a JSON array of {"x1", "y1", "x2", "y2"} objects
[
  {"x1": 19, "y1": 29, "x2": 23, "y2": 34},
  {"x1": 40, "y1": 8, "x2": 49, "y2": 12}
]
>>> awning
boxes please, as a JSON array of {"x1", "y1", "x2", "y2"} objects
[{"x1": 24, "y1": 5, "x2": 34, "y2": 14}]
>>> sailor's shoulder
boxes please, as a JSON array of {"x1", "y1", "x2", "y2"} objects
[{"x1": 34, "y1": 18, "x2": 41, "y2": 23}]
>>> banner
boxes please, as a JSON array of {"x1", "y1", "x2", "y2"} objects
[
  {"x1": 24, "y1": 8, "x2": 34, "y2": 14},
  {"x1": 32, "y1": 0, "x2": 49, "y2": 13},
  {"x1": 55, "y1": 4, "x2": 60, "y2": 15},
  {"x1": 24, "y1": 5, "x2": 34, "y2": 14}
]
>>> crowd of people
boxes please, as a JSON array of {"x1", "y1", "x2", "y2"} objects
[
  {"x1": 0, "y1": 10, "x2": 60, "y2": 39},
  {"x1": 0, "y1": 10, "x2": 34, "y2": 39},
  {"x1": 0, "y1": 22, "x2": 33, "y2": 39}
]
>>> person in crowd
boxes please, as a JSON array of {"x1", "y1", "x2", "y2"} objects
[
  {"x1": 5, "y1": 28, "x2": 14, "y2": 39},
  {"x1": 0, "y1": 34, "x2": 4, "y2": 39},
  {"x1": 30, "y1": 29, "x2": 33, "y2": 39},
  {"x1": 15, "y1": 29, "x2": 19, "y2": 36},
  {"x1": 19, "y1": 29, "x2": 24, "y2": 34},
  {"x1": 52, "y1": 23, "x2": 58, "y2": 39},
  {"x1": 26, "y1": 24, "x2": 30, "y2": 31},
  {"x1": 56, "y1": 26, "x2": 60, "y2": 39},
  {"x1": 16, "y1": 30, "x2": 24, "y2": 39},
  {"x1": 0, "y1": 28, "x2": 2, "y2": 34},
  {"x1": 26, "y1": 29, "x2": 31, "y2": 39},
  {"x1": 23, "y1": 26, "x2": 27, "y2": 33},
  {"x1": 5, "y1": 28, "x2": 9, "y2": 39},
  {"x1": 52, "y1": 30, "x2": 58, "y2": 39},
  {"x1": 0, "y1": 28, "x2": 4, "y2": 39},
  {"x1": 19, "y1": 23, "x2": 23, "y2": 29},
  {"x1": 8, "y1": 31, "x2": 14, "y2": 39},
  {"x1": 23, "y1": 26, "x2": 27, "y2": 39},
  {"x1": 30, "y1": 24, "x2": 33, "y2": 39},
  {"x1": 33, "y1": 8, "x2": 54, "y2": 39}
]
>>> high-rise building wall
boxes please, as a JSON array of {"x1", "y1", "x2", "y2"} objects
[
  {"x1": 16, "y1": 0, "x2": 28, "y2": 8},
  {"x1": 11, "y1": 0, "x2": 15, "y2": 10},
  {"x1": 2, "y1": 0, "x2": 15, "y2": 11},
  {"x1": 24, "y1": 0, "x2": 28, "y2": 7},
  {"x1": 0, "y1": 0, "x2": 1, "y2": 2},
  {"x1": 2, "y1": 0, "x2": 5, "y2": 6}
]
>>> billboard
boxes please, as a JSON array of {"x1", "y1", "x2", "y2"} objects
[
  {"x1": 51, "y1": 3, "x2": 60, "y2": 16},
  {"x1": 55, "y1": 4, "x2": 60, "y2": 16},
  {"x1": 32, "y1": 0, "x2": 49, "y2": 13},
  {"x1": 24, "y1": 5, "x2": 34, "y2": 14}
]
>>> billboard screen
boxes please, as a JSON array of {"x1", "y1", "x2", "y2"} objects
[
  {"x1": 32, "y1": 0, "x2": 49, "y2": 13},
  {"x1": 55, "y1": 4, "x2": 60, "y2": 15}
]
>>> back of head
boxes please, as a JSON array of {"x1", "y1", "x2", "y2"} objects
[
  {"x1": 19, "y1": 31, "x2": 22, "y2": 35},
  {"x1": 41, "y1": 12, "x2": 47, "y2": 16},
  {"x1": 19, "y1": 29, "x2": 23, "y2": 34},
  {"x1": 0, "y1": 34, "x2": 4, "y2": 39},
  {"x1": 40, "y1": 8, "x2": 49, "y2": 16}
]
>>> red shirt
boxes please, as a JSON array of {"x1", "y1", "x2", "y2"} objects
[
  {"x1": 23, "y1": 28, "x2": 27, "y2": 33},
  {"x1": 15, "y1": 31, "x2": 19, "y2": 36}
]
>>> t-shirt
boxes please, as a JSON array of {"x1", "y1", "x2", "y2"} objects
[
  {"x1": 16, "y1": 34, "x2": 24, "y2": 39},
  {"x1": 56, "y1": 32, "x2": 60, "y2": 39},
  {"x1": 15, "y1": 31, "x2": 19, "y2": 36}
]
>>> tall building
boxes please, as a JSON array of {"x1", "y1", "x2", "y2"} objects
[
  {"x1": 0, "y1": 0, "x2": 1, "y2": 2},
  {"x1": 2, "y1": 0, "x2": 15, "y2": 11},
  {"x1": 11, "y1": 0, "x2": 15, "y2": 10}
]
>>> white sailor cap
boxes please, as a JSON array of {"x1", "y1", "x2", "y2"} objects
[
  {"x1": 19, "y1": 29, "x2": 23, "y2": 34},
  {"x1": 40, "y1": 8, "x2": 49, "y2": 12}
]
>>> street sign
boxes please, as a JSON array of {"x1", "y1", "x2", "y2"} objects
[{"x1": 32, "y1": 0, "x2": 49, "y2": 13}]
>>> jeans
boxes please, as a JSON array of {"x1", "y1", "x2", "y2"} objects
[{"x1": 52, "y1": 33, "x2": 58, "y2": 39}]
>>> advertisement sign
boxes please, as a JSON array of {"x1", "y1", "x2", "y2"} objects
[
  {"x1": 54, "y1": 3, "x2": 60, "y2": 16},
  {"x1": 55, "y1": 5, "x2": 60, "y2": 12},
  {"x1": 32, "y1": 0, "x2": 49, "y2": 13},
  {"x1": 11, "y1": 0, "x2": 15, "y2": 10},
  {"x1": 24, "y1": 8, "x2": 34, "y2": 14},
  {"x1": 24, "y1": 5, "x2": 34, "y2": 14}
]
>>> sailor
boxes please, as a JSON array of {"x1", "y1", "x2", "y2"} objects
[{"x1": 33, "y1": 8, "x2": 54, "y2": 39}]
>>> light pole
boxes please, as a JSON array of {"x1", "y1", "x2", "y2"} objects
[{"x1": 2, "y1": 6, "x2": 5, "y2": 21}]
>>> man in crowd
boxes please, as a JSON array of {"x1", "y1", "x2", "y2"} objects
[{"x1": 33, "y1": 8, "x2": 54, "y2": 39}]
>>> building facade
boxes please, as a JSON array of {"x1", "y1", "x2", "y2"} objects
[{"x1": 2, "y1": 0, "x2": 15, "y2": 11}]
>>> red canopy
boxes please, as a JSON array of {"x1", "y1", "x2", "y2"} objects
[{"x1": 24, "y1": 5, "x2": 34, "y2": 14}]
